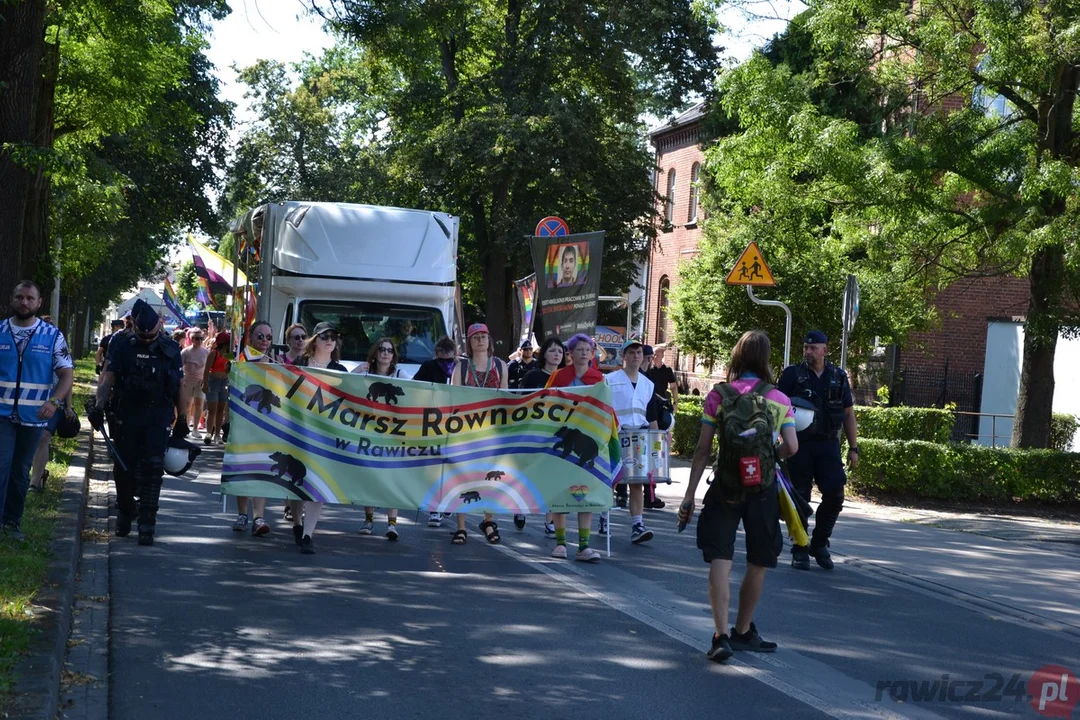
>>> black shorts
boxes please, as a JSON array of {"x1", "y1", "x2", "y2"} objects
[{"x1": 696, "y1": 486, "x2": 782, "y2": 568}]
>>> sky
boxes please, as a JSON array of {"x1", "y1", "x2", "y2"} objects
[{"x1": 204, "y1": 0, "x2": 806, "y2": 128}]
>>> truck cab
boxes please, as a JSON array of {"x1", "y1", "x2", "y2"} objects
[{"x1": 248, "y1": 201, "x2": 461, "y2": 376}]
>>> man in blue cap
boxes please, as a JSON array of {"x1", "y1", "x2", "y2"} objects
[
  {"x1": 90, "y1": 299, "x2": 185, "y2": 545},
  {"x1": 776, "y1": 330, "x2": 859, "y2": 570}
]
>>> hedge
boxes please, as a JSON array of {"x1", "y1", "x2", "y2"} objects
[
  {"x1": 849, "y1": 438, "x2": 1080, "y2": 503},
  {"x1": 1051, "y1": 413, "x2": 1079, "y2": 452},
  {"x1": 855, "y1": 406, "x2": 954, "y2": 444}
]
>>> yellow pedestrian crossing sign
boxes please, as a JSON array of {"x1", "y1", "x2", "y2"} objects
[{"x1": 725, "y1": 242, "x2": 776, "y2": 287}]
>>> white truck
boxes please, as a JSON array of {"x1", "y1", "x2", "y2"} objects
[{"x1": 236, "y1": 201, "x2": 462, "y2": 376}]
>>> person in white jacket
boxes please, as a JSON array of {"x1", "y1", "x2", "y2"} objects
[{"x1": 604, "y1": 339, "x2": 660, "y2": 544}]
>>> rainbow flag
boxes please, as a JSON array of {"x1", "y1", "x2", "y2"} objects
[{"x1": 161, "y1": 278, "x2": 189, "y2": 327}]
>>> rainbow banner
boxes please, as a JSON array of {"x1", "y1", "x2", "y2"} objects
[
  {"x1": 512, "y1": 273, "x2": 537, "y2": 345},
  {"x1": 222, "y1": 363, "x2": 623, "y2": 513},
  {"x1": 529, "y1": 230, "x2": 604, "y2": 338}
]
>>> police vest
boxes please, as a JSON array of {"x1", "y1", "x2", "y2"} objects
[
  {"x1": 119, "y1": 338, "x2": 181, "y2": 410},
  {"x1": 0, "y1": 319, "x2": 60, "y2": 425},
  {"x1": 606, "y1": 369, "x2": 654, "y2": 429},
  {"x1": 793, "y1": 362, "x2": 847, "y2": 438}
]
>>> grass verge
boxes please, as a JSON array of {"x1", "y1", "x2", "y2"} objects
[{"x1": 0, "y1": 358, "x2": 96, "y2": 707}]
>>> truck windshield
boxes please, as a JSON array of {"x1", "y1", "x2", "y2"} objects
[{"x1": 297, "y1": 301, "x2": 446, "y2": 365}]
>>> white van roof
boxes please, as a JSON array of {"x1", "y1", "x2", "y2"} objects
[{"x1": 268, "y1": 202, "x2": 457, "y2": 285}]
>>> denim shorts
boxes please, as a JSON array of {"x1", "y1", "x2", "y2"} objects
[{"x1": 206, "y1": 377, "x2": 229, "y2": 404}]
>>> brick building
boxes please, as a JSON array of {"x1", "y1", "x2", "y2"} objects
[{"x1": 643, "y1": 103, "x2": 719, "y2": 392}]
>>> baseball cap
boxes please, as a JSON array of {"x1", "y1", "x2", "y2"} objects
[
  {"x1": 519, "y1": 339, "x2": 533, "y2": 350},
  {"x1": 312, "y1": 321, "x2": 338, "y2": 337},
  {"x1": 621, "y1": 338, "x2": 643, "y2": 352},
  {"x1": 110, "y1": 319, "x2": 124, "y2": 328},
  {"x1": 131, "y1": 299, "x2": 160, "y2": 333},
  {"x1": 642, "y1": 345, "x2": 654, "y2": 357},
  {"x1": 467, "y1": 323, "x2": 489, "y2": 339},
  {"x1": 803, "y1": 330, "x2": 828, "y2": 344}
]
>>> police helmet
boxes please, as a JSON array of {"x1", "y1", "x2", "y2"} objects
[
  {"x1": 791, "y1": 397, "x2": 816, "y2": 432},
  {"x1": 164, "y1": 436, "x2": 202, "y2": 477}
]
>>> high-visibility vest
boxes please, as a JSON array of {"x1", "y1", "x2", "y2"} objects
[{"x1": 0, "y1": 319, "x2": 61, "y2": 425}]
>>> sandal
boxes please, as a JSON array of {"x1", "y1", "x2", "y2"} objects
[
  {"x1": 478, "y1": 519, "x2": 500, "y2": 544},
  {"x1": 451, "y1": 529, "x2": 467, "y2": 545}
]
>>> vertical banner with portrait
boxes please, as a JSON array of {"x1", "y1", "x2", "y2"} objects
[
  {"x1": 529, "y1": 231, "x2": 605, "y2": 339},
  {"x1": 512, "y1": 273, "x2": 538, "y2": 345}
]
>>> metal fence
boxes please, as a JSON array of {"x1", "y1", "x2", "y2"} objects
[{"x1": 891, "y1": 360, "x2": 984, "y2": 442}]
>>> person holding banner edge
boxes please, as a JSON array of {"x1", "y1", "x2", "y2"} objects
[
  {"x1": 544, "y1": 333, "x2": 604, "y2": 561},
  {"x1": 522, "y1": 336, "x2": 566, "y2": 538},
  {"x1": 450, "y1": 323, "x2": 508, "y2": 545},
  {"x1": 230, "y1": 321, "x2": 278, "y2": 538}
]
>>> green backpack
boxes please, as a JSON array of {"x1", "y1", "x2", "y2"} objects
[{"x1": 714, "y1": 381, "x2": 778, "y2": 500}]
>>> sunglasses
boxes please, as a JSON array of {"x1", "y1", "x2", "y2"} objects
[
  {"x1": 377, "y1": 346, "x2": 394, "y2": 354},
  {"x1": 318, "y1": 332, "x2": 338, "y2": 341},
  {"x1": 289, "y1": 334, "x2": 307, "y2": 341},
  {"x1": 253, "y1": 333, "x2": 272, "y2": 341}
]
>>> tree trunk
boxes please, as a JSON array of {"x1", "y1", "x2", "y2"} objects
[
  {"x1": 0, "y1": 0, "x2": 48, "y2": 295},
  {"x1": 1011, "y1": 244, "x2": 1063, "y2": 448},
  {"x1": 22, "y1": 29, "x2": 59, "y2": 295}
]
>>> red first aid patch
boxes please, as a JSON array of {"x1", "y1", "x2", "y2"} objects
[{"x1": 739, "y1": 457, "x2": 762, "y2": 488}]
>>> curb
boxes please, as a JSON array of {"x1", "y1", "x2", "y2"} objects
[{"x1": 7, "y1": 430, "x2": 94, "y2": 720}]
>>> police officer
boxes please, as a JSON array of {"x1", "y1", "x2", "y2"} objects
[
  {"x1": 90, "y1": 300, "x2": 185, "y2": 546},
  {"x1": 776, "y1": 330, "x2": 859, "y2": 570},
  {"x1": 507, "y1": 340, "x2": 538, "y2": 389}
]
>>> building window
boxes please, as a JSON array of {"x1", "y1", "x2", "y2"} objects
[
  {"x1": 664, "y1": 169, "x2": 676, "y2": 228},
  {"x1": 687, "y1": 162, "x2": 700, "y2": 224},
  {"x1": 657, "y1": 276, "x2": 670, "y2": 344}
]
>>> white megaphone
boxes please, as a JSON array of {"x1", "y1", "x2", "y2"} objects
[{"x1": 791, "y1": 397, "x2": 817, "y2": 432}]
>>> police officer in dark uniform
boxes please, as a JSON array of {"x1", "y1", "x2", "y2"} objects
[
  {"x1": 776, "y1": 330, "x2": 859, "y2": 570},
  {"x1": 90, "y1": 300, "x2": 186, "y2": 546}
]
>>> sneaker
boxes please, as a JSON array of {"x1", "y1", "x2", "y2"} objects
[
  {"x1": 138, "y1": 532, "x2": 154, "y2": 546},
  {"x1": 630, "y1": 523, "x2": 654, "y2": 544},
  {"x1": 598, "y1": 515, "x2": 609, "y2": 536},
  {"x1": 645, "y1": 498, "x2": 666, "y2": 509},
  {"x1": 252, "y1": 517, "x2": 270, "y2": 536},
  {"x1": 791, "y1": 547, "x2": 811, "y2": 570},
  {"x1": 283, "y1": 505, "x2": 293, "y2": 522},
  {"x1": 427, "y1": 512, "x2": 442, "y2": 528},
  {"x1": 544, "y1": 522, "x2": 556, "y2": 538},
  {"x1": 514, "y1": 514, "x2": 526, "y2": 530},
  {"x1": 358, "y1": 520, "x2": 374, "y2": 535},
  {"x1": 810, "y1": 545, "x2": 834, "y2": 570},
  {"x1": 190, "y1": 428, "x2": 203, "y2": 440},
  {"x1": 551, "y1": 544, "x2": 567, "y2": 559},
  {"x1": 707, "y1": 633, "x2": 734, "y2": 663},
  {"x1": 232, "y1": 514, "x2": 249, "y2": 532},
  {"x1": 300, "y1": 535, "x2": 315, "y2": 554},
  {"x1": 214, "y1": 434, "x2": 225, "y2": 446},
  {"x1": 576, "y1": 547, "x2": 601, "y2": 563},
  {"x1": 203, "y1": 434, "x2": 212, "y2": 446},
  {"x1": 385, "y1": 524, "x2": 399, "y2": 541},
  {"x1": 730, "y1": 622, "x2": 777, "y2": 652},
  {"x1": 293, "y1": 525, "x2": 303, "y2": 546}
]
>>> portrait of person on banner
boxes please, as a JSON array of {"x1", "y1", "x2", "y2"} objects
[{"x1": 547, "y1": 242, "x2": 588, "y2": 289}]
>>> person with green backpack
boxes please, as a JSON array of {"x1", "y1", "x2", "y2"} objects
[{"x1": 676, "y1": 330, "x2": 799, "y2": 663}]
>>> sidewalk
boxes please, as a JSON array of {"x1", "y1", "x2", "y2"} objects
[{"x1": 656, "y1": 457, "x2": 1080, "y2": 637}]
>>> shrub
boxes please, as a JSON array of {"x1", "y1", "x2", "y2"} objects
[
  {"x1": 849, "y1": 439, "x2": 1080, "y2": 504},
  {"x1": 855, "y1": 405, "x2": 955, "y2": 443},
  {"x1": 672, "y1": 399, "x2": 712, "y2": 456},
  {"x1": 1050, "y1": 413, "x2": 1079, "y2": 452}
]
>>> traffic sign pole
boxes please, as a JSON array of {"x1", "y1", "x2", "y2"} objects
[{"x1": 746, "y1": 285, "x2": 792, "y2": 368}]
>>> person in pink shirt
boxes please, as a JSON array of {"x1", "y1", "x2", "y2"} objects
[{"x1": 677, "y1": 330, "x2": 798, "y2": 664}]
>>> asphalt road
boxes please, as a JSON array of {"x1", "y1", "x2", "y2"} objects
[{"x1": 108, "y1": 446, "x2": 1080, "y2": 719}]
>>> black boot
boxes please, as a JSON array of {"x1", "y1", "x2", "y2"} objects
[
  {"x1": 221, "y1": 422, "x2": 230, "y2": 442},
  {"x1": 138, "y1": 524, "x2": 154, "y2": 546},
  {"x1": 116, "y1": 509, "x2": 134, "y2": 537},
  {"x1": 791, "y1": 545, "x2": 810, "y2": 570}
]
